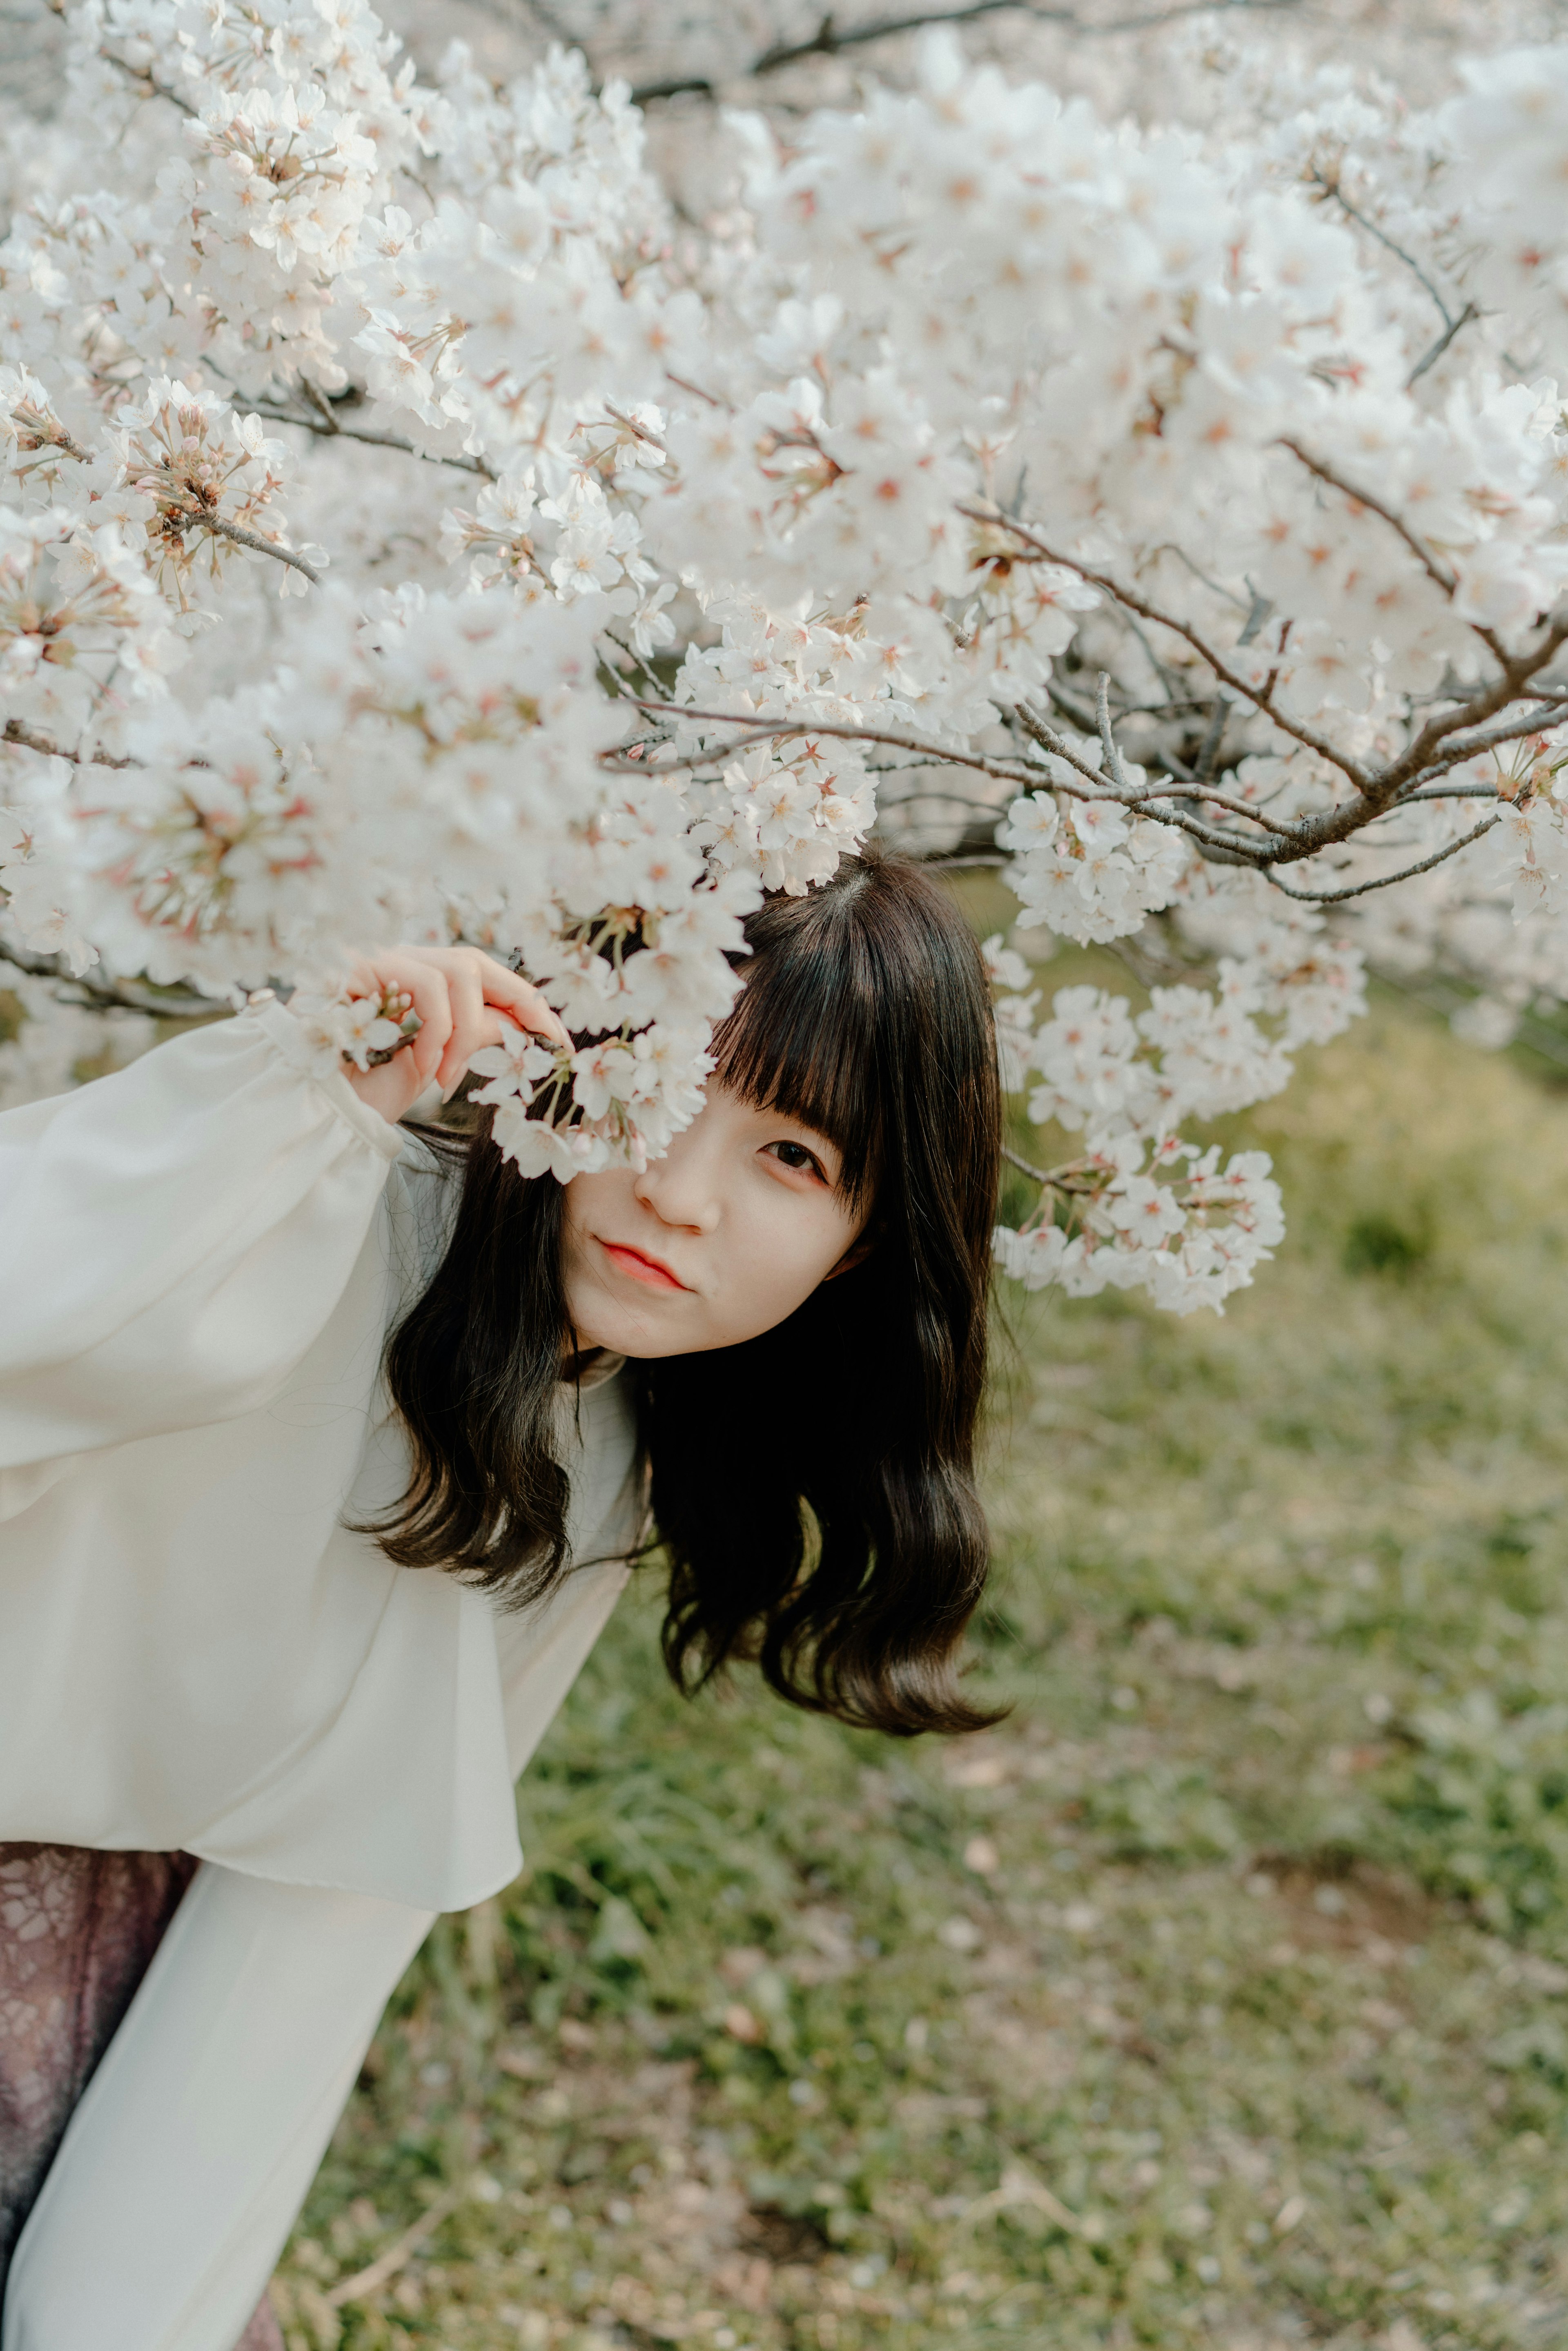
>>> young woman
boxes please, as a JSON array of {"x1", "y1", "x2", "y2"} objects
[{"x1": 0, "y1": 849, "x2": 1001, "y2": 2351}]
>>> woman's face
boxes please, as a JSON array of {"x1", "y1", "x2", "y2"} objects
[{"x1": 562, "y1": 1079, "x2": 866, "y2": 1359}]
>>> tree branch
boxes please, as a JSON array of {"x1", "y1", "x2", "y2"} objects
[
  {"x1": 0, "y1": 938, "x2": 219, "y2": 1020},
  {"x1": 1278, "y1": 437, "x2": 1458, "y2": 599},
  {"x1": 1309, "y1": 169, "x2": 1455, "y2": 333},
  {"x1": 960, "y1": 505, "x2": 1372, "y2": 793},
  {"x1": 1414, "y1": 698, "x2": 1568, "y2": 782},
  {"x1": 185, "y1": 509, "x2": 322, "y2": 585},
  {"x1": 1406, "y1": 302, "x2": 1481, "y2": 392},
  {"x1": 1264, "y1": 812, "x2": 1501, "y2": 903},
  {"x1": 1380, "y1": 629, "x2": 1568, "y2": 796},
  {"x1": 1004, "y1": 1141, "x2": 1054, "y2": 1184},
  {"x1": 1399, "y1": 784, "x2": 1501, "y2": 802},
  {"x1": 1305, "y1": 168, "x2": 1481, "y2": 391},
  {"x1": 999, "y1": 1142, "x2": 1107, "y2": 1195},
  {"x1": 3, "y1": 720, "x2": 138, "y2": 770},
  {"x1": 630, "y1": 0, "x2": 1304, "y2": 102},
  {"x1": 967, "y1": 505, "x2": 1568, "y2": 862},
  {"x1": 622, "y1": 698, "x2": 1275, "y2": 859},
  {"x1": 77, "y1": 16, "x2": 200, "y2": 120},
  {"x1": 249, "y1": 395, "x2": 498, "y2": 482},
  {"x1": 325, "y1": 2186, "x2": 466, "y2": 2310},
  {"x1": 1014, "y1": 695, "x2": 1294, "y2": 835}
]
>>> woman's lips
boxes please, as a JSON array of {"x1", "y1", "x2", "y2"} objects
[{"x1": 598, "y1": 1239, "x2": 689, "y2": 1292}]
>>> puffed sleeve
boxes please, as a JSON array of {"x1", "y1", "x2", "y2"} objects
[{"x1": 0, "y1": 1000, "x2": 405, "y2": 1469}]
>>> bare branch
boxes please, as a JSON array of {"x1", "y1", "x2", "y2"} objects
[
  {"x1": 1264, "y1": 811, "x2": 1501, "y2": 904},
  {"x1": 630, "y1": 0, "x2": 1305, "y2": 103},
  {"x1": 89, "y1": 31, "x2": 199, "y2": 118},
  {"x1": 1015, "y1": 696, "x2": 1295, "y2": 836},
  {"x1": 1095, "y1": 671, "x2": 1130, "y2": 791},
  {"x1": 1406, "y1": 302, "x2": 1481, "y2": 392},
  {"x1": 3, "y1": 720, "x2": 138, "y2": 770},
  {"x1": 248, "y1": 397, "x2": 498, "y2": 483},
  {"x1": 1004, "y1": 1141, "x2": 1054, "y2": 1185},
  {"x1": 1399, "y1": 784, "x2": 1501, "y2": 802},
  {"x1": 1310, "y1": 169, "x2": 1455, "y2": 333},
  {"x1": 1278, "y1": 437, "x2": 1457, "y2": 600},
  {"x1": 969, "y1": 503, "x2": 1568, "y2": 860},
  {"x1": 998, "y1": 1142, "x2": 1107, "y2": 1197},
  {"x1": 1382, "y1": 630, "x2": 1568, "y2": 794},
  {"x1": 960, "y1": 505, "x2": 1372, "y2": 792},
  {"x1": 1409, "y1": 700, "x2": 1568, "y2": 784},
  {"x1": 180, "y1": 508, "x2": 321, "y2": 585},
  {"x1": 626, "y1": 696, "x2": 1038, "y2": 784},
  {"x1": 325, "y1": 2186, "x2": 466, "y2": 2310},
  {"x1": 624, "y1": 697, "x2": 1275, "y2": 859},
  {"x1": 1306, "y1": 169, "x2": 1483, "y2": 391},
  {"x1": 0, "y1": 938, "x2": 219, "y2": 1020}
]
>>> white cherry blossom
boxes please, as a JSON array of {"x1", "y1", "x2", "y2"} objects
[{"x1": 7, "y1": 5, "x2": 1568, "y2": 1306}]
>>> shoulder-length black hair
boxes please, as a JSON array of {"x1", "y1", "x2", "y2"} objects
[{"x1": 376, "y1": 848, "x2": 1003, "y2": 1736}]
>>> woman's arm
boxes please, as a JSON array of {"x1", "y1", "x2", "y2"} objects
[{"x1": 0, "y1": 949, "x2": 564, "y2": 1471}]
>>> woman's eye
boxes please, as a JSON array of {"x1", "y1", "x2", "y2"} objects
[{"x1": 766, "y1": 1139, "x2": 827, "y2": 1180}]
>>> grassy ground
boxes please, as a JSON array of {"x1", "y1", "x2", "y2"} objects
[{"x1": 272, "y1": 969, "x2": 1568, "y2": 2351}]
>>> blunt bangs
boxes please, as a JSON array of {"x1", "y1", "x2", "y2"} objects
[
  {"x1": 708, "y1": 850, "x2": 1000, "y2": 1243},
  {"x1": 710, "y1": 876, "x2": 888, "y2": 1209}
]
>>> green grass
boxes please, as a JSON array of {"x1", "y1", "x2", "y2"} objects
[{"x1": 274, "y1": 979, "x2": 1568, "y2": 2351}]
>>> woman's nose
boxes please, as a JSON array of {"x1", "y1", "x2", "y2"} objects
[{"x1": 633, "y1": 1142, "x2": 721, "y2": 1233}]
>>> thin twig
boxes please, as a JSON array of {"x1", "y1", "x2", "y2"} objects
[
  {"x1": 1095, "y1": 672, "x2": 1129, "y2": 791},
  {"x1": 181, "y1": 508, "x2": 323, "y2": 585},
  {"x1": 627, "y1": 697, "x2": 1036, "y2": 780},
  {"x1": 1416, "y1": 699, "x2": 1568, "y2": 781},
  {"x1": 1264, "y1": 812, "x2": 1501, "y2": 903},
  {"x1": 1399, "y1": 784, "x2": 1500, "y2": 801},
  {"x1": 325, "y1": 2186, "x2": 466, "y2": 2308},
  {"x1": 1306, "y1": 171, "x2": 1483, "y2": 389},
  {"x1": 1003, "y1": 1142, "x2": 1054, "y2": 1185},
  {"x1": 0, "y1": 939, "x2": 218, "y2": 1020},
  {"x1": 630, "y1": 0, "x2": 1303, "y2": 101},
  {"x1": 1310, "y1": 170, "x2": 1454, "y2": 332},
  {"x1": 959, "y1": 506, "x2": 1371, "y2": 791},
  {"x1": 1278, "y1": 439, "x2": 1457, "y2": 599},
  {"x1": 1406, "y1": 302, "x2": 1481, "y2": 391},
  {"x1": 1193, "y1": 586, "x2": 1272, "y2": 782},
  {"x1": 1015, "y1": 695, "x2": 1294, "y2": 836},
  {"x1": 3, "y1": 720, "x2": 138, "y2": 770},
  {"x1": 1383, "y1": 654, "x2": 1568, "y2": 795},
  {"x1": 248, "y1": 399, "x2": 498, "y2": 482},
  {"x1": 625, "y1": 698, "x2": 1274, "y2": 859},
  {"x1": 99, "y1": 43, "x2": 198, "y2": 117}
]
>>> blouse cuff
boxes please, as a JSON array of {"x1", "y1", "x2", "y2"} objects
[{"x1": 252, "y1": 1000, "x2": 408, "y2": 1165}]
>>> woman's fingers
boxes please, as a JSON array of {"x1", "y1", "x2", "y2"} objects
[
  {"x1": 341, "y1": 946, "x2": 570, "y2": 1103},
  {"x1": 347, "y1": 952, "x2": 453, "y2": 1087},
  {"x1": 433, "y1": 954, "x2": 490, "y2": 1095},
  {"x1": 463, "y1": 956, "x2": 572, "y2": 1054}
]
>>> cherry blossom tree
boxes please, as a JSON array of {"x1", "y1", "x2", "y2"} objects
[{"x1": 7, "y1": 0, "x2": 1568, "y2": 1308}]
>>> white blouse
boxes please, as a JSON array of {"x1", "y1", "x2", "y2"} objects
[{"x1": 0, "y1": 1002, "x2": 642, "y2": 1914}]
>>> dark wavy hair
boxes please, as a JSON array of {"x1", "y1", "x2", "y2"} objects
[{"x1": 375, "y1": 848, "x2": 1003, "y2": 1736}]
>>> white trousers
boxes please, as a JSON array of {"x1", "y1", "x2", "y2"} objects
[{"x1": 3, "y1": 1865, "x2": 435, "y2": 2351}]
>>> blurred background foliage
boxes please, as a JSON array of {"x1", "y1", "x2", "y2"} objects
[{"x1": 273, "y1": 900, "x2": 1568, "y2": 2351}]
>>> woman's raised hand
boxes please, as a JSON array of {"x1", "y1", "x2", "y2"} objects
[{"x1": 335, "y1": 945, "x2": 571, "y2": 1125}]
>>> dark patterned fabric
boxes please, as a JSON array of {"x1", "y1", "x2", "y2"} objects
[{"x1": 0, "y1": 1842, "x2": 283, "y2": 2350}]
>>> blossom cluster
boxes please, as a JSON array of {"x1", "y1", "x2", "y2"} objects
[
  {"x1": 985, "y1": 876, "x2": 1362, "y2": 1314},
  {"x1": 7, "y1": 5, "x2": 1568, "y2": 1301}
]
